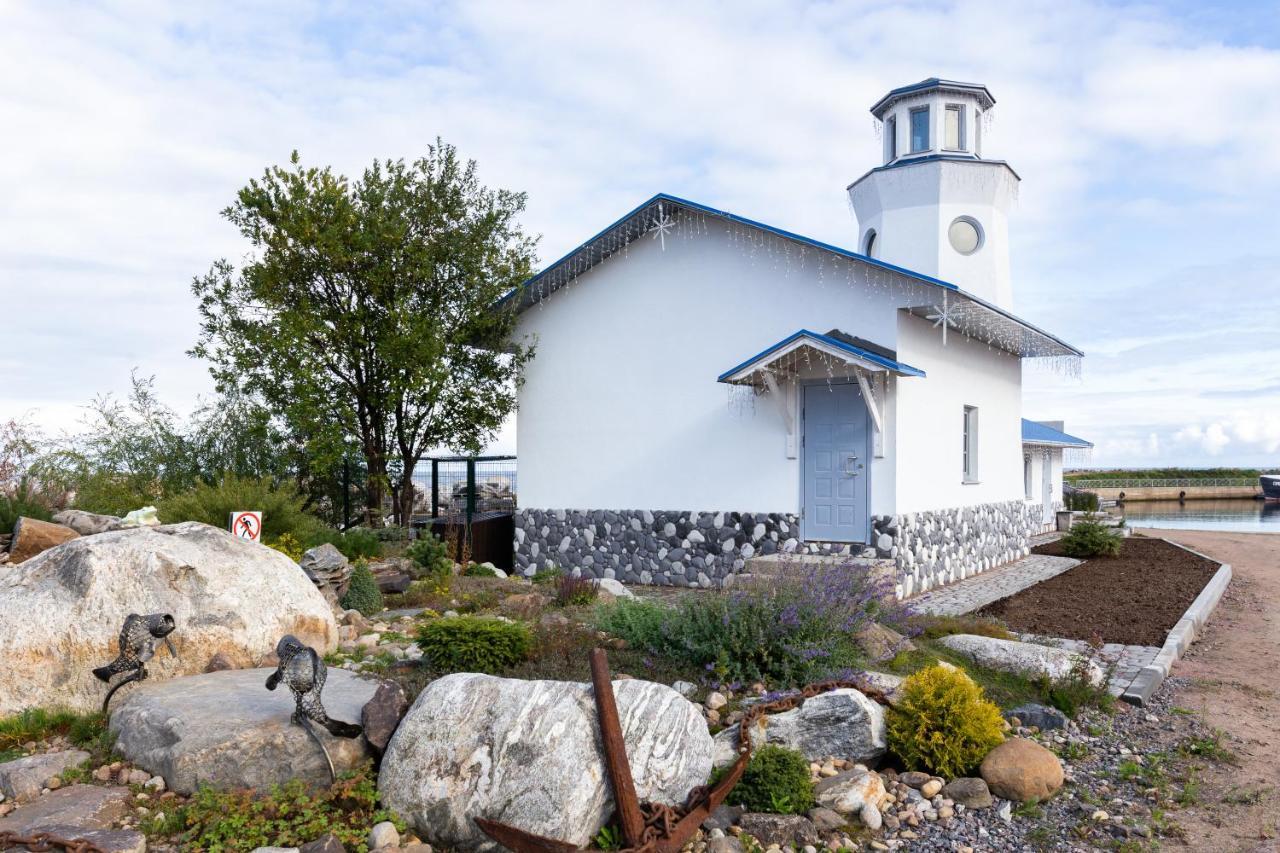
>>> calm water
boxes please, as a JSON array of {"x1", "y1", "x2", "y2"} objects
[{"x1": 1110, "y1": 499, "x2": 1280, "y2": 534}]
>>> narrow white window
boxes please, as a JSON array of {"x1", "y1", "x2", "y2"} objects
[
  {"x1": 963, "y1": 406, "x2": 979, "y2": 482},
  {"x1": 1024, "y1": 454, "x2": 1033, "y2": 499},
  {"x1": 945, "y1": 104, "x2": 965, "y2": 150},
  {"x1": 975, "y1": 108, "x2": 983, "y2": 156},
  {"x1": 909, "y1": 106, "x2": 929, "y2": 153},
  {"x1": 885, "y1": 115, "x2": 897, "y2": 160}
]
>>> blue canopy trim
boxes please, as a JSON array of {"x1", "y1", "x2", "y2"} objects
[
  {"x1": 718, "y1": 329, "x2": 926, "y2": 384},
  {"x1": 1021, "y1": 419, "x2": 1093, "y2": 448}
]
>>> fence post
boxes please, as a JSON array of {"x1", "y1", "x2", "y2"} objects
[
  {"x1": 466, "y1": 457, "x2": 477, "y2": 537},
  {"x1": 431, "y1": 459, "x2": 439, "y2": 519}
]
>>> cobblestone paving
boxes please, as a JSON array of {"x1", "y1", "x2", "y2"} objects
[
  {"x1": 907, "y1": 553, "x2": 1083, "y2": 616},
  {"x1": 906, "y1": 546, "x2": 1162, "y2": 697}
]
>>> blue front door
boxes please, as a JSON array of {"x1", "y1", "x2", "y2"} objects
[{"x1": 802, "y1": 382, "x2": 870, "y2": 543}]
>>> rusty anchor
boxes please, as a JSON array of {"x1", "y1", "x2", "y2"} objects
[{"x1": 475, "y1": 649, "x2": 889, "y2": 853}]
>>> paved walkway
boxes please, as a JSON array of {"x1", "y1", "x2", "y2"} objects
[
  {"x1": 907, "y1": 548, "x2": 1160, "y2": 697},
  {"x1": 908, "y1": 553, "x2": 1082, "y2": 616}
]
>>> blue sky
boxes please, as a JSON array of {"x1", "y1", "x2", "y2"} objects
[{"x1": 2, "y1": 0, "x2": 1278, "y2": 466}]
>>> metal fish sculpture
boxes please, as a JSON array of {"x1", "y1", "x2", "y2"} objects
[
  {"x1": 265, "y1": 634, "x2": 362, "y2": 781},
  {"x1": 93, "y1": 613, "x2": 178, "y2": 713}
]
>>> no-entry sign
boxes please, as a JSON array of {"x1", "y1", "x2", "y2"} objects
[{"x1": 229, "y1": 511, "x2": 263, "y2": 541}]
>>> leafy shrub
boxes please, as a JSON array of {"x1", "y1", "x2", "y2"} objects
[
  {"x1": 1044, "y1": 641, "x2": 1115, "y2": 717},
  {"x1": 266, "y1": 532, "x2": 304, "y2": 562},
  {"x1": 531, "y1": 565, "x2": 564, "y2": 586},
  {"x1": 302, "y1": 526, "x2": 384, "y2": 561},
  {"x1": 340, "y1": 559, "x2": 384, "y2": 616},
  {"x1": 1064, "y1": 489, "x2": 1100, "y2": 512},
  {"x1": 158, "y1": 474, "x2": 325, "y2": 542},
  {"x1": 0, "y1": 479, "x2": 53, "y2": 532},
  {"x1": 711, "y1": 745, "x2": 815, "y2": 814},
  {"x1": 404, "y1": 532, "x2": 453, "y2": 578},
  {"x1": 555, "y1": 574, "x2": 598, "y2": 606},
  {"x1": 415, "y1": 616, "x2": 533, "y2": 673},
  {"x1": 597, "y1": 560, "x2": 895, "y2": 686},
  {"x1": 887, "y1": 665, "x2": 1005, "y2": 777},
  {"x1": 1060, "y1": 514, "x2": 1123, "y2": 558},
  {"x1": 162, "y1": 765, "x2": 403, "y2": 851}
]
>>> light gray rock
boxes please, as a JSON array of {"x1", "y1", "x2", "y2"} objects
[
  {"x1": 368, "y1": 820, "x2": 400, "y2": 849},
  {"x1": 0, "y1": 785, "x2": 131, "y2": 834},
  {"x1": 0, "y1": 522, "x2": 338, "y2": 715},
  {"x1": 712, "y1": 688, "x2": 886, "y2": 767},
  {"x1": 379, "y1": 672, "x2": 713, "y2": 851},
  {"x1": 939, "y1": 635, "x2": 1105, "y2": 686},
  {"x1": 596, "y1": 578, "x2": 635, "y2": 599},
  {"x1": 0, "y1": 750, "x2": 89, "y2": 804},
  {"x1": 815, "y1": 769, "x2": 885, "y2": 815},
  {"x1": 301, "y1": 543, "x2": 352, "y2": 599},
  {"x1": 31, "y1": 826, "x2": 145, "y2": 852},
  {"x1": 51, "y1": 509, "x2": 123, "y2": 536},
  {"x1": 671, "y1": 680, "x2": 698, "y2": 698},
  {"x1": 110, "y1": 667, "x2": 378, "y2": 794}
]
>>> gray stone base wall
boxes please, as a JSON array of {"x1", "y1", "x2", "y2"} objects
[
  {"x1": 513, "y1": 509, "x2": 864, "y2": 587},
  {"x1": 871, "y1": 500, "x2": 1040, "y2": 599},
  {"x1": 514, "y1": 499, "x2": 1040, "y2": 595}
]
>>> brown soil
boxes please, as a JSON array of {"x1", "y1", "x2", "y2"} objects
[
  {"x1": 1142, "y1": 529, "x2": 1280, "y2": 851},
  {"x1": 977, "y1": 536, "x2": 1219, "y2": 646}
]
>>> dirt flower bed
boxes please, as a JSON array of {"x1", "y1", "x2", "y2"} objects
[{"x1": 977, "y1": 537, "x2": 1219, "y2": 646}]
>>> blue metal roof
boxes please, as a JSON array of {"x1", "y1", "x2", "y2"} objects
[
  {"x1": 717, "y1": 330, "x2": 927, "y2": 383},
  {"x1": 869, "y1": 78, "x2": 996, "y2": 117},
  {"x1": 497, "y1": 192, "x2": 1084, "y2": 360},
  {"x1": 1022, "y1": 419, "x2": 1092, "y2": 448}
]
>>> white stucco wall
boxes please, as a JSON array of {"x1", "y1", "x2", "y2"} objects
[
  {"x1": 893, "y1": 312, "x2": 1025, "y2": 513},
  {"x1": 515, "y1": 213, "x2": 1033, "y2": 526},
  {"x1": 514, "y1": 222, "x2": 918, "y2": 514}
]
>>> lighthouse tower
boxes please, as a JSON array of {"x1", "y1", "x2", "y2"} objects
[{"x1": 848, "y1": 79, "x2": 1018, "y2": 310}]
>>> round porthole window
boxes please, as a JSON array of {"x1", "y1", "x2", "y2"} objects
[{"x1": 948, "y1": 216, "x2": 983, "y2": 255}]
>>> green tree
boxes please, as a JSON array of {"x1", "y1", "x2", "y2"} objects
[{"x1": 191, "y1": 142, "x2": 535, "y2": 524}]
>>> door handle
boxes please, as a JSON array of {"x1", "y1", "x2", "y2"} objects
[{"x1": 843, "y1": 455, "x2": 863, "y2": 476}]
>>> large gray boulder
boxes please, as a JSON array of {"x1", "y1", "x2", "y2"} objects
[
  {"x1": 939, "y1": 634, "x2": 1105, "y2": 686},
  {"x1": 712, "y1": 688, "x2": 886, "y2": 767},
  {"x1": 0, "y1": 522, "x2": 338, "y2": 715},
  {"x1": 110, "y1": 667, "x2": 378, "y2": 794},
  {"x1": 379, "y1": 673, "x2": 713, "y2": 851}
]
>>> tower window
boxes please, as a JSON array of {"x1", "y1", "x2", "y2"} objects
[
  {"x1": 945, "y1": 104, "x2": 966, "y2": 150},
  {"x1": 885, "y1": 115, "x2": 897, "y2": 160},
  {"x1": 863, "y1": 229, "x2": 877, "y2": 258},
  {"x1": 909, "y1": 106, "x2": 929, "y2": 153},
  {"x1": 975, "y1": 108, "x2": 983, "y2": 156},
  {"x1": 948, "y1": 216, "x2": 984, "y2": 255}
]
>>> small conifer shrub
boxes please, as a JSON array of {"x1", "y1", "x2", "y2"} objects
[
  {"x1": 711, "y1": 744, "x2": 815, "y2": 815},
  {"x1": 1060, "y1": 514, "x2": 1123, "y2": 558},
  {"x1": 415, "y1": 616, "x2": 533, "y2": 674},
  {"x1": 887, "y1": 665, "x2": 1005, "y2": 778},
  {"x1": 340, "y1": 559, "x2": 384, "y2": 616}
]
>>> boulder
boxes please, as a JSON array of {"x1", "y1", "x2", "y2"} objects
[
  {"x1": 596, "y1": 578, "x2": 635, "y2": 599},
  {"x1": 361, "y1": 680, "x2": 410, "y2": 755},
  {"x1": 379, "y1": 672, "x2": 714, "y2": 851},
  {"x1": 301, "y1": 544, "x2": 353, "y2": 599},
  {"x1": 51, "y1": 509, "x2": 123, "y2": 536},
  {"x1": 110, "y1": 667, "x2": 378, "y2": 794},
  {"x1": 8, "y1": 516, "x2": 80, "y2": 562},
  {"x1": 737, "y1": 813, "x2": 819, "y2": 847},
  {"x1": 814, "y1": 768, "x2": 886, "y2": 815},
  {"x1": 0, "y1": 521, "x2": 338, "y2": 715},
  {"x1": 852, "y1": 622, "x2": 914, "y2": 662},
  {"x1": 0, "y1": 750, "x2": 90, "y2": 804},
  {"x1": 713, "y1": 688, "x2": 885, "y2": 767},
  {"x1": 0, "y1": 785, "x2": 131, "y2": 834},
  {"x1": 32, "y1": 826, "x2": 145, "y2": 852},
  {"x1": 939, "y1": 635, "x2": 1106, "y2": 686},
  {"x1": 980, "y1": 737, "x2": 1064, "y2": 802},
  {"x1": 1004, "y1": 703, "x2": 1069, "y2": 731},
  {"x1": 941, "y1": 777, "x2": 993, "y2": 809}
]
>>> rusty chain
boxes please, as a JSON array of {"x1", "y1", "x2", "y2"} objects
[{"x1": 0, "y1": 830, "x2": 110, "y2": 853}]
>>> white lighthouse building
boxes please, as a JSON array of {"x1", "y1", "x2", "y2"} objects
[
  {"x1": 502, "y1": 77, "x2": 1087, "y2": 598},
  {"x1": 848, "y1": 79, "x2": 1018, "y2": 310}
]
